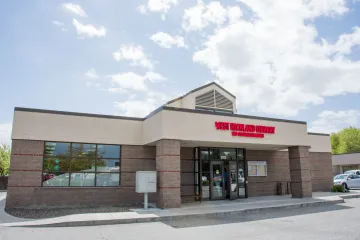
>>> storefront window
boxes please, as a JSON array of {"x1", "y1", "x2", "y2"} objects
[
  {"x1": 97, "y1": 145, "x2": 120, "y2": 158},
  {"x1": 237, "y1": 149, "x2": 244, "y2": 160},
  {"x1": 42, "y1": 142, "x2": 121, "y2": 187},
  {"x1": 201, "y1": 161, "x2": 210, "y2": 199},
  {"x1": 210, "y1": 148, "x2": 220, "y2": 160},
  {"x1": 200, "y1": 148, "x2": 209, "y2": 161},
  {"x1": 44, "y1": 142, "x2": 70, "y2": 157},
  {"x1": 72, "y1": 143, "x2": 96, "y2": 157},
  {"x1": 219, "y1": 148, "x2": 236, "y2": 160}
]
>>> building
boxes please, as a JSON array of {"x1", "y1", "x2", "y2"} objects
[
  {"x1": 333, "y1": 153, "x2": 360, "y2": 175},
  {"x1": 6, "y1": 82, "x2": 333, "y2": 209}
]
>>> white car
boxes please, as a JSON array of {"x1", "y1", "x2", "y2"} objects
[
  {"x1": 344, "y1": 170, "x2": 360, "y2": 175},
  {"x1": 334, "y1": 174, "x2": 360, "y2": 190}
]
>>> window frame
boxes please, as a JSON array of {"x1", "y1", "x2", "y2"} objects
[{"x1": 42, "y1": 141, "x2": 121, "y2": 188}]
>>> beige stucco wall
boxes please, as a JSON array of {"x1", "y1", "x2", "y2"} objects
[
  {"x1": 332, "y1": 153, "x2": 360, "y2": 165},
  {"x1": 307, "y1": 134, "x2": 331, "y2": 152},
  {"x1": 150, "y1": 109, "x2": 309, "y2": 147},
  {"x1": 12, "y1": 111, "x2": 144, "y2": 145},
  {"x1": 142, "y1": 111, "x2": 163, "y2": 144},
  {"x1": 13, "y1": 109, "x2": 322, "y2": 150}
]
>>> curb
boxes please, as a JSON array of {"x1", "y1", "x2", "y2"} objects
[
  {"x1": 7, "y1": 198, "x2": 345, "y2": 228},
  {"x1": 339, "y1": 194, "x2": 360, "y2": 200}
]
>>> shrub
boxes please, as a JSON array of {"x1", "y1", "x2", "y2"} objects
[{"x1": 331, "y1": 184, "x2": 346, "y2": 192}]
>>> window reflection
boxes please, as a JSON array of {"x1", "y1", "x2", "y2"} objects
[
  {"x1": 210, "y1": 148, "x2": 220, "y2": 159},
  {"x1": 42, "y1": 172, "x2": 69, "y2": 187},
  {"x1": 200, "y1": 148, "x2": 209, "y2": 160},
  {"x1": 42, "y1": 142, "x2": 121, "y2": 188},
  {"x1": 96, "y1": 159, "x2": 120, "y2": 172},
  {"x1": 219, "y1": 149, "x2": 236, "y2": 160},
  {"x1": 97, "y1": 145, "x2": 120, "y2": 158},
  {"x1": 43, "y1": 158, "x2": 70, "y2": 172},
  {"x1": 44, "y1": 142, "x2": 70, "y2": 157},
  {"x1": 201, "y1": 161, "x2": 210, "y2": 199},
  {"x1": 96, "y1": 173, "x2": 119, "y2": 186},
  {"x1": 70, "y1": 159, "x2": 95, "y2": 172},
  {"x1": 70, "y1": 173, "x2": 95, "y2": 187},
  {"x1": 72, "y1": 143, "x2": 96, "y2": 157}
]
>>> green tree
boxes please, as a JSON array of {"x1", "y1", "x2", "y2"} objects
[
  {"x1": 330, "y1": 133, "x2": 340, "y2": 154},
  {"x1": 331, "y1": 127, "x2": 360, "y2": 154},
  {"x1": 0, "y1": 144, "x2": 10, "y2": 176}
]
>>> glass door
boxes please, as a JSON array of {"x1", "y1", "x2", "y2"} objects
[
  {"x1": 228, "y1": 161, "x2": 238, "y2": 200},
  {"x1": 210, "y1": 161, "x2": 225, "y2": 200},
  {"x1": 238, "y1": 161, "x2": 246, "y2": 198}
]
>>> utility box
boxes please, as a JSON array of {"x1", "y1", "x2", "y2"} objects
[{"x1": 136, "y1": 171, "x2": 157, "y2": 193}]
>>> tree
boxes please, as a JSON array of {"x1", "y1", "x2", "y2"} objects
[
  {"x1": 331, "y1": 133, "x2": 340, "y2": 154},
  {"x1": 330, "y1": 127, "x2": 360, "y2": 154},
  {"x1": 0, "y1": 144, "x2": 10, "y2": 176}
]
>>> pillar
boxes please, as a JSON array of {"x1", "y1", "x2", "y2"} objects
[
  {"x1": 288, "y1": 146, "x2": 312, "y2": 198},
  {"x1": 156, "y1": 139, "x2": 181, "y2": 208}
]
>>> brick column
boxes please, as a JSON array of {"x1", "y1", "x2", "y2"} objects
[
  {"x1": 156, "y1": 139, "x2": 181, "y2": 209},
  {"x1": 6, "y1": 140, "x2": 44, "y2": 208},
  {"x1": 288, "y1": 146, "x2": 312, "y2": 198}
]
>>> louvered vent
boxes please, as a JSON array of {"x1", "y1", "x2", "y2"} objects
[
  {"x1": 195, "y1": 90, "x2": 233, "y2": 111},
  {"x1": 195, "y1": 90, "x2": 215, "y2": 107},
  {"x1": 215, "y1": 91, "x2": 233, "y2": 110}
]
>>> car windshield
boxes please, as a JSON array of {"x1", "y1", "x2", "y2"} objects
[{"x1": 334, "y1": 175, "x2": 348, "y2": 180}]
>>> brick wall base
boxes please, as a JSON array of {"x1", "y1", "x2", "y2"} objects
[
  {"x1": 310, "y1": 152, "x2": 333, "y2": 192},
  {"x1": 6, "y1": 141, "x2": 157, "y2": 209},
  {"x1": 6, "y1": 140, "x2": 333, "y2": 208},
  {"x1": 246, "y1": 150, "x2": 290, "y2": 197}
]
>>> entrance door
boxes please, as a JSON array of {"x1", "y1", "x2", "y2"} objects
[
  {"x1": 210, "y1": 161, "x2": 225, "y2": 200},
  {"x1": 228, "y1": 161, "x2": 238, "y2": 200}
]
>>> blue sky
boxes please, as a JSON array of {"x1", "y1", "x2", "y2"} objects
[{"x1": 1, "y1": 0, "x2": 360, "y2": 144}]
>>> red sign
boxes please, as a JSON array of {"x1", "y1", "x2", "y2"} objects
[{"x1": 215, "y1": 122, "x2": 275, "y2": 138}]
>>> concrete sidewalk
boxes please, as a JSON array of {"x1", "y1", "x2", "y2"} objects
[{"x1": 1, "y1": 191, "x2": 360, "y2": 228}]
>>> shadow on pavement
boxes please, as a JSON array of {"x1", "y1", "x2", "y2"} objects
[{"x1": 161, "y1": 204, "x2": 352, "y2": 228}]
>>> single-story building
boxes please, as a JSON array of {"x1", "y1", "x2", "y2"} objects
[
  {"x1": 333, "y1": 153, "x2": 360, "y2": 175},
  {"x1": 6, "y1": 82, "x2": 333, "y2": 209}
]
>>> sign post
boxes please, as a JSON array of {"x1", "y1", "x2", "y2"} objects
[{"x1": 136, "y1": 171, "x2": 157, "y2": 210}]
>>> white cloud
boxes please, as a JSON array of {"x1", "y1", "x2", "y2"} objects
[
  {"x1": 182, "y1": 0, "x2": 242, "y2": 31},
  {"x1": 108, "y1": 88, "x2": 127, "y2": 93},
  {"x1": 328, "y1": 26, "x2": 360, "y2": 55},
  {"x1": 114, "y1": 100, "x2": 157, "y2": 117},
  {"x1": 144, "y1": 72, "x2": 167, "y2": 82},
  {"x1": 52, "y1": 21, "x2": 68, "y2": 32},
  {"x1": 0, "y1": 123, "x2": 12, "y2": 145},
  {"x1": 52, "y1": 21, "x2": 64, "y2": 26},
  {"x1": 62, "y1": 3, "x2": 87, "y2": 17},
  {"x1": 137, "y1": 5, "x2": 147, "y2": 14},
  {"x1": 150, "y1": 32, "x2": 186, "y2": 48},
  {"x1": 72, "y1": 19, "x2": 106, "y2": 38},
  {"x1": 85, "y1": 68, "x2": 99, "y2": 79},
  {"x1": 108, "y1": 72, "x2": 148, "y2": 92},
  {"x1": 113, "y1": 45, "x2": 153, "y2": 69},
  {"x1": 114, "y1": 90, "x2": 171, "y2": 117},
  {"x1": 107, "y1": 71, "x2": 167, "y2": 92},
  {"x1": 190, "y1": 0, "x2": 360, "y2": 117},
  {"x1": 136, "y1": 0, "x2": 179, "y2": 20},
  {"x1": 309, "y1": 110, "x2": 360, "y2": 134}
]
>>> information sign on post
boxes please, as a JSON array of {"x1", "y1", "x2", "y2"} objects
[{"x1": 136, "y1": 171, "x2": 157, "y2": 209}]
